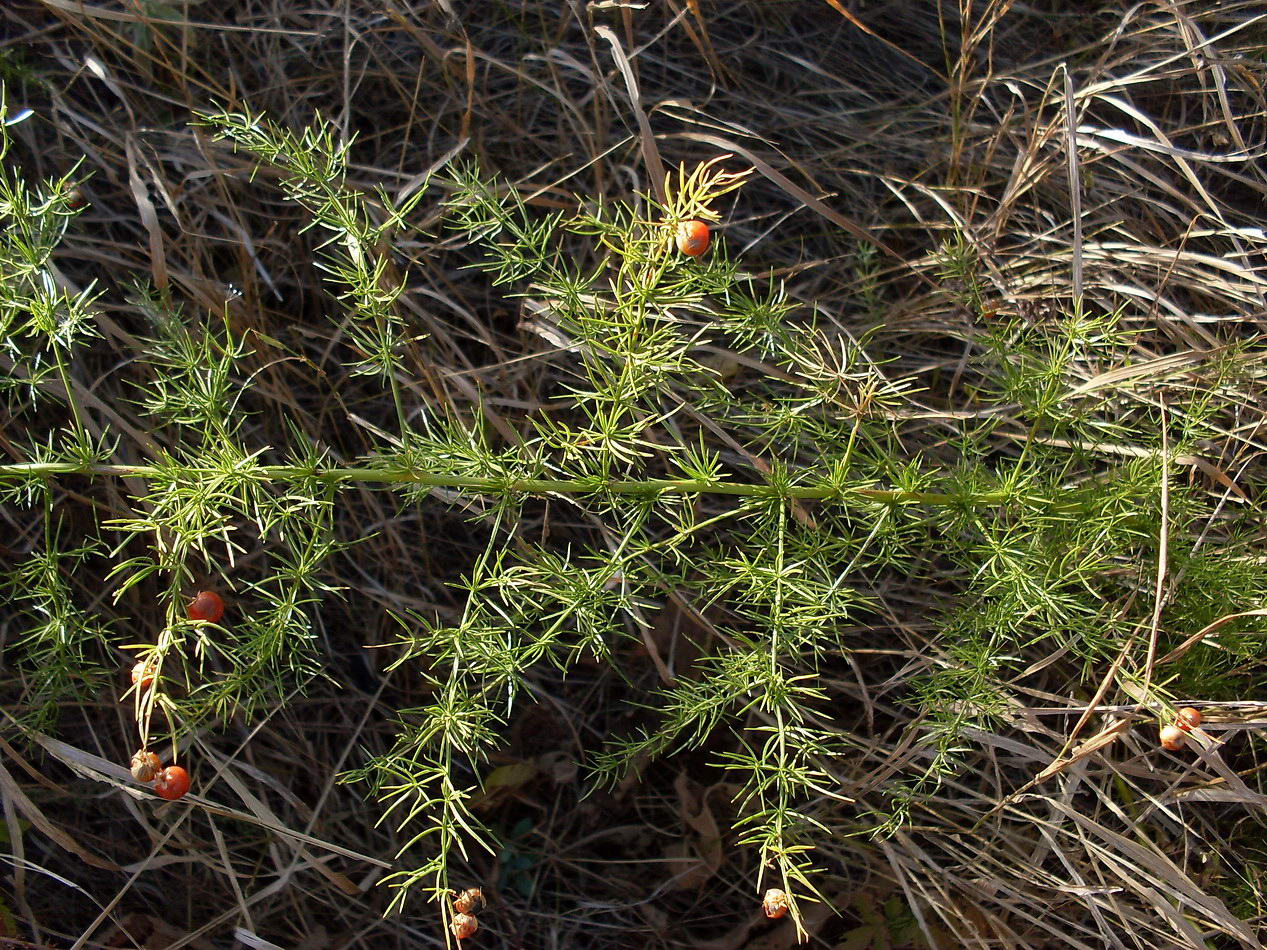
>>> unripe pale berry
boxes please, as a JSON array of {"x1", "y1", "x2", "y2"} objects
[
  {"x1": 131, "y1": 659, "x2": 156, "y2": 690},
  {"x1": 130, "y1": 750, "x2": 160, "y2": 783},
  {"x1": 451, "y1": 913, "x2": 478, "y2": 939},
  {"x1": 1159, "y1": 724, "x2": 1186, "y2": 751}
]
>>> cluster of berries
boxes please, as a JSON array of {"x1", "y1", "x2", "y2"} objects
[
  {"x1": 128, "y1": 750, "x2": 190, "y2": 800},
  {"x1": 126, "y1": 590, "x2": 226, "y2": 802},
  {"x1": 1159, "y1": 706, "x2": 1203, "y2": 752},
  {"x1": 450, "y1": 888, "x2": 485, "y2": 940}
]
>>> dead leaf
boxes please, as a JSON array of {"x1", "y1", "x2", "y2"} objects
[
  {"x1": 472, "y1": 760, "x2": 539, "y2": 810},
  {"x1": 536, "y1": 750, "x2": 578, "y2": 785},
  {"x1": 0, "y1": 759, "x2": 120, "y2": 872},
  {"x1": 1033, "y1": 718, "x2": 1133, "y2": 783},
  {"x1": 839, "y1": 922, "x2": 891, "y2": 950},
  {"x1": 646, "y1": 600, "x2": 712, "y2": 683},
  {"x1": 485, "y1": 762, "x2": 538, "y2": 789},
  {"x1": 668, "y1": 775, "x2": 729, "y2": 891},
  {"x1": 1158, "y1": 608, "x2": 1267, "y2": 666},
  {"x1": 663, "y1": 839, "x2": 712, "y2": 890}
]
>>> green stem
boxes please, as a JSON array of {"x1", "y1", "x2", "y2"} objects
[
  {"x1": 51, "y1": 344, "x2": 89, "y2": 445},
  {"x1": 0, "y1": 460, "x2": 1035, "y2": 506}
]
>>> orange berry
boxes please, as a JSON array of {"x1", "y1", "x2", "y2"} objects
[
  {"x1": 676, "y1": 219, "x2": 710, "y2": 257},
  {"x1": 762, "y1": 887, "x2": 788, "y2": 919},
  {"x1": 131, "y1": 659, "x2": 156, "y2": 690},
  {"x1": 1159, "y1": 724, "x2": 1186, "y2": 751},
  {"x1": 153, "y1": 765, "x2": 190, "y2": 800},
  {"x1": 454, "y1": 887, "x2": 484, "y2": 915},
  {"x1": 451, "y1": 913, "x2": 478, "y2": 939},
  {"x1": 129, "y1": 750, "x2": 161, "y2": 783},
  {"x1": 1176, "y1": 707, "x2": 1202, "y2": 730},
  {"x1": 187, "y1": 590, "x2": 225, "y2": 623}
]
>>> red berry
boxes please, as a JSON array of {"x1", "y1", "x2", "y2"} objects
[
  {"x1": 451, "y1": 913, "x2": 478, "y2": 939},
  {"x1": 1159, "y1": 724, "x2": 1185, "y2": 751},
  {"x1": 676, "y1": 219, "x2": 710, "y2": 257},
  {"x1": 187, "y1": 590, "x2": 225, "y2": 623},
  {"x1": 153, "y1": 765, "x2": 190, "y2": 800},
  {"x1": 762, "y1": 888, "x2": 788, "y2": 919},
  {"x1": 1177, "y1": 707, "x2": 1202, "y2": 730},
  {"x1": 131, "y1": 659, "x2": 156, "y2": 690},
  {"x1": 130, "y1": 750, "x2": 161, "y2": 783}
]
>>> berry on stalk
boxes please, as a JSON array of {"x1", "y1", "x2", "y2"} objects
[
  {"x1": 187, "y1": 590, "x2": 225, "y2": 623},
  {"x1": 1176, "y1": 707, "x2": 1202, "y2": 730},
  {"x1": 676, "y1": 219, "x2": 710, "y2": 257},
  {"x1": 451, "y1": 913, "x2": 478, "y2": 939},
  {"x1": 454, "y1": 888, "x2": 484, "y2": 915},
  {"x1": 153, "y1": 765, "x2": 190, "y2": 800},
  {"x1": 131, "y1": 659, "x2": 156, "y2": 690},
  {"x1": 130, "y1": 750, "x2": 160, "y2": 783}
]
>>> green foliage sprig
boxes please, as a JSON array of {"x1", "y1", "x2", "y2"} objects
[{"x1": 4, "y1": 100, "x2": 1262, "y2": 944}]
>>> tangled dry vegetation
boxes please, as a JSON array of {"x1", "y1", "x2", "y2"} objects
[{"x1": 4, "y1": 1, "x2": 1267, "y2": 948}]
